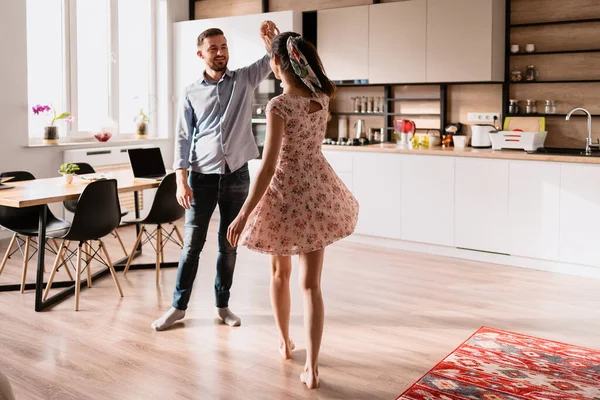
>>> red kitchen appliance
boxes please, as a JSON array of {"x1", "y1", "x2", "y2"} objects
[{"x1": 393, "y1": 119, "x2": 416, "y2": 145}]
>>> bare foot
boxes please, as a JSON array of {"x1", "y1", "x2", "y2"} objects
[
  {"x1": 279, "y1": 338, "x2": 295, "y2": 360},
  {"x1": 300, "y1": 366, "x2": 319, "y2": 389}
]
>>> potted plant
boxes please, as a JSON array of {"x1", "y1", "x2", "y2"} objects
[
  {"x1": 32, "y1": 104, "x2": 73, "y2": 144},
  {"x1": 58, "y1": 163, "x2": 80, "y2": 184},
  {"x1": 135, "y1": 108, "x2": 150, "y2": 139}
]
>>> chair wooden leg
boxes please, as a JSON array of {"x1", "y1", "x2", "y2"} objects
[
  {"x1": 99, "y1": 240, "x2": 123, "y2": 297},
  {"x1": 124, "y1": 226, "x2": 144, "y2": 275},
  {"x1": 20, "y1": 237, "x2": 31, "y2": 293},
  {"x1": 51, "y1": 239, "x2": 73, "y2": 281},
  {"x1": 173, "y1": 225, "x2": 184, "y2": 247},
  {"x1": 113, "y1": 228, "x2": 128, "y2": 258},
  {"x1": 85, "y1": 242, "x2": 92, "y2": 288},
  {"x1": 43, "y1": 241, "x2": 66, "y2": 301},
  {"x1": 156, "y1": 226, "x2": 161, "y2": 284},
  {"x1": 0, "y1": 233, "x2": 17, "y2": 276},
  {"x1": 160, "y1": 226, "x2": 165, "y2": 264},
  {"x1": 75, "y1": 244, "x2": 82, "y2": 311}
]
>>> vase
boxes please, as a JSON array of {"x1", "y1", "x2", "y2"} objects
[
  {"x1": 136, "y1": 122, "x2": 148, "y2": 139},
  {"x1": 63, "y1": 174, "x2": 73, "y2": 184},
  {"x1": 44, "y1": 126, "x2": 58, "y2": 144}
]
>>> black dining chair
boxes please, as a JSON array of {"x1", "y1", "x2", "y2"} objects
[
  {"x1": 123, "y1": 172, "x2": 184, "y2": 284},
  {"x1": 62, "y1": 162, "x2": 129, "y2": 258},
  {"x1": 43, "y1": 179, "x2": 124, "y2": 311},
  {"x1": 0, "y1": 171, "x2": 72, "y2": 292}
]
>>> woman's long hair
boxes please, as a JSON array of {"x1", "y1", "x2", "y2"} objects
[{"x1": 270, "y1": 32, "x2": 336, "y2": 98}]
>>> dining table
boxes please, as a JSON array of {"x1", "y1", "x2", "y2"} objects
[{"x1": 0, "y1": 170, "x2": 178, "y2": 311}]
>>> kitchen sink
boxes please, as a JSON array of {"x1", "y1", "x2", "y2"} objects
[{"x1": 527, "y1": 147, "x2": 600, "y2": 157}]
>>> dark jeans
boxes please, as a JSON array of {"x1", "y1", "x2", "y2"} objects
[{"x1": 172, "y1": 163, "x2": 250, "y2": 310}]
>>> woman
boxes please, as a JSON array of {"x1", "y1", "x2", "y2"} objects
[{"x1": 227, "y1": 28, "x2": 359, "y2": 389}]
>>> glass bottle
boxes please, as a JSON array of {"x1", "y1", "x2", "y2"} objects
[
  {"x1": 511, "y1": 66, "x2": 523, "y2": 82},
  {"x1": 525, "y1": 65, "x2": 537, "y2": 82},
  {"x1": 508, "y1": 99, "x2": 520, "y2": 114},
  {"x1": 545, "y1": 100, "x2": 556, "y2": 114},
  {"x1": 526, "y1": 100, "x2": 534, "y2": 114}
]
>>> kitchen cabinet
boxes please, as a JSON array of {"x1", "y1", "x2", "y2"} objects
[
  {"x1": 401, "y1": 155, "x2": 454, "y2": 246},
  {"x1": 509, "y1": 161, "x2": 560, "y2": 261},
  {"x1": 368, "y1": 1, "x2": 427, "y2": 84},
  {"x1": 455, "y1": 158, "x2": 509, "y2": 253},
  {"x1": 426, "y1": 0, "x2": 505, "y2": 82},
  {"x1": 352, "y1": 153, "x2": 402, "y2": 238},
  {"x1": 322, "y1": 150, "x2": 354, "y2": 192},
  {"x1": 173, "y1": 11, "x2": 302, "y2": 96},
  {"x1": 559, "y1": 163, "x2": 600, "y2": 267},
  {"x1": 317, "y1": 6, "x2": 369, "y2": 81}
]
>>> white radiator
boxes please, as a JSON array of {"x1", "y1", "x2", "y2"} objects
[{"x1": 63, "y1": 144, "x2": 158, "y2": 221}]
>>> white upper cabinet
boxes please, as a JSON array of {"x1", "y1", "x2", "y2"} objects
[
  {"x1": 426, "y1": 0, "x2": 505, "y2": 82},
  {"x1": 173, "y1": 11, "x2": 302, "y2": 96},
  {"x1": 317, "y1": 6, "x2": 369, "y2": 81},
  {"x1": 369, "y1": 1, "x2": 427, "y2": 84}
]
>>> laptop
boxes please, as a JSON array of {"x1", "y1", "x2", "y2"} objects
[{"x1": 128, "y1": 147, "x2": 167, "y2": 181}]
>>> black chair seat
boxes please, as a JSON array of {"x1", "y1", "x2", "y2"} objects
[
  {"x1": 0, "y1": 170, "x2": 70, "y2": 238},
  {"x1": 4, "y1": 214, "x2": 71, "y2": 237}
]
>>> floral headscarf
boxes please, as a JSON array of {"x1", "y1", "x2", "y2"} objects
[{"x1": 286, "y1": 36, "x2": 322, "y2": 94}]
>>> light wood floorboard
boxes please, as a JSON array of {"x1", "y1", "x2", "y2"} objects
[{"x1": 0, "y1": 220, "x2": 599, "y2": 400}]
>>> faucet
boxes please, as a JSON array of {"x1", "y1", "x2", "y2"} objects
[{"x1": 566, "y1": 107, "x2": 593, "y2": 154}]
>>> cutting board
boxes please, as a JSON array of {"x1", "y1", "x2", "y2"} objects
[{"x1": 503, "y1": 116, "x2": 546, "y2": 132}]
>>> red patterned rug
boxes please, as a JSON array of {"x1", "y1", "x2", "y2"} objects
[{"x1": 397, "y1": 327, "x2": 600, "y2": 400}]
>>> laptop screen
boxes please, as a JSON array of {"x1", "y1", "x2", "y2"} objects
[{"x1": 128, "y1": 147, "x2": 167, "y2": 178}]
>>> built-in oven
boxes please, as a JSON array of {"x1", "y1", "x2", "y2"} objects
[{"x1": 251, "y1": 72, "x2": 282, "y2": 158}]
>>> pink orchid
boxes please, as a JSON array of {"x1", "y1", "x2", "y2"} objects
[{"x1": 31, "y1": 104, "x2": 71, "y2": 126}]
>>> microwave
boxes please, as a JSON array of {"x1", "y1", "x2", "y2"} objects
[{"x1": 251, "y1": 73, "x2": 282, "y2": 158}]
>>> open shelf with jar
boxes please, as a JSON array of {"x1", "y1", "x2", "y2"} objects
[
  {"x1": 326, "y1": 84, "x2": 447, "y2": 144},
  {"x1": 502, "y1": 0, "x2": 600, "y2": 146}
]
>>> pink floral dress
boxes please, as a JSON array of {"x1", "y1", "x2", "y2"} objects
[{"x1": 240, "y1": 92, "x2": 359, "y2": 256}]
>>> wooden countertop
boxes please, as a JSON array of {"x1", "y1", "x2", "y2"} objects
[{"x1": 322, "y1": 143, "x2": 600, "y2": 164}]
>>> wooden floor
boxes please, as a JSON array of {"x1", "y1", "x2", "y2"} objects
[{"x1": 0, "y1": 220, "x2": 599, "y2": 400}]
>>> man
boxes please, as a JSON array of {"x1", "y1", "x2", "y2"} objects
[{"x1": 152, "y1": 21, "x2": 279, "y2": 331}]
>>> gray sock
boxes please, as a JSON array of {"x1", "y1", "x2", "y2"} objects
[
  {"x1": 217, "y1": 307, "x2": 241, "y2": 327},
  {"x1": 151, "y1": 307, "x2": 185, "y2": 331}
]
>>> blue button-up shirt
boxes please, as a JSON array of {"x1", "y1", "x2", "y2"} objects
[{"x1": 174, "y1": 54, "x2": 271, "y2": 174}]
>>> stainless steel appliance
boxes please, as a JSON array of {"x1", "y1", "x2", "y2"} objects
[{"x1": 251, "y1": 73, "x2": 283, "y2": 158}]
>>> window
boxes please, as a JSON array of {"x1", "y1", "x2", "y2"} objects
[
  {"x1": 26, "y1": 0, "x2": 67, "y2": 138},
  {"x1": 26, "y1": 0, "x2": 165, "y2": 141},
  {"x1": 118, "y1": 0, "x2": 152, "y2": 134}
]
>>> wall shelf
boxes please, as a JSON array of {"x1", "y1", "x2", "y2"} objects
[
  {"x1": 334, "y1": 81, "x2": 503, "y2": 87},
  {"x1": 510, "y1": 80, "x2": 600, "y2": 84},
  {"x1": 330, "y1": 112, "x2": 384, "y2": 116},
  {"x1": 388, "y1": 113, "x2": 440, "y2": 117},
  {"x1": 511, "y1": 17, "x2": 600, "y2": 28},
  {"x1": 386, "y1": 98, "x2": 440, "y2": 101},
  {"x1": 510, "y1": 49, "x2": 600, "y2": 56},
  {"x1": 507, "y1": 113, "x2": 600, "y2": 118}
]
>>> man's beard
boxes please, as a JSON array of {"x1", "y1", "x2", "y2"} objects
[{"x1": 209, "y1": 58, "x2": 228, "y2": 72}]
